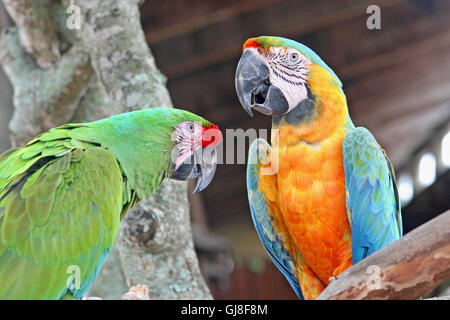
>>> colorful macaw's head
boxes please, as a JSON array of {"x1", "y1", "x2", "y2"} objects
[
  {"x1": 170, "y1": 115, "x2": 222, "y2": 193},
  {"x1": 235, "y1": 36, "x2": 342, "y2": 117}
]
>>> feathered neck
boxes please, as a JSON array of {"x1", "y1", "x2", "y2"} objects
[{"x1": 272, "y1": 63, "x2": 353, "y2": 146}]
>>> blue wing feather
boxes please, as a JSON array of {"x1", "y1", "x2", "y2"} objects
[
  {"x1": 343, "y1": 127, "x2": 402, "y2": 264},
  {"x1": 247, "y1": 139, "x2": 303, "y2": 299}
]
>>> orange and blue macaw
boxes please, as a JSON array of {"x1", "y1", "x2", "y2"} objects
[{"x1": 235, "y1": 36, "x2": 402, "y2": 299}]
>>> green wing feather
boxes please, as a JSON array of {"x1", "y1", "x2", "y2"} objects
[{"x1": 0, "y1": 127, "x2": 124, "y2": 299}]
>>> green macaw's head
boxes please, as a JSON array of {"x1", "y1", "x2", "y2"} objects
[
  {"x1": 170, "y1": 114, "x2": 222, "y2": 193},
  {"x1": 95, "y1": 108, "x2": 222, "y2": 194},
  {"x1": 235, "y1": 36, "x2": 342, "y2": 117}
]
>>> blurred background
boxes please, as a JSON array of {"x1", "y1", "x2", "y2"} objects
[{"x1": 1, "y1": 0, "x2": 449, "y2": 299}]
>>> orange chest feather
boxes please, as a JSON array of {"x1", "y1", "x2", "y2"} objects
[{"x1": 260, "y1": 129, "x2": 352, "y2": 283}]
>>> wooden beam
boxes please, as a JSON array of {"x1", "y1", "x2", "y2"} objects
[
  {"x1": 316, "y1": 0, "x2": 450, "y2": 78},
  {"x1": 152, "y1": 0, "x2": 407, "y2": 79},
  {"x1": 335, "y1": 30, "x2": 450, "y2": 164},
  {"x1": 339, "y1": 12, "x2": 450, "y2": 81},
  {"x1": 374, "y1": 103, "x2": 450, "y2": 166},
  {"x1": 143, "y1": 0, "x2": 287, "y2": 44},
  {"x1": 281, "y1": 0, "x2": 406, "y2": 40},
  {"x1": 349, "y1": 50, "x2": 450, "y2": 132}
]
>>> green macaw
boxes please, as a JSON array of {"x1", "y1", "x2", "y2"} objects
[{"x1": 0, "y1": 108, "x2": 221, "y2": 300}]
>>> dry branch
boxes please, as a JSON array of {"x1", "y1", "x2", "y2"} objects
[
  {"x1": 121, "y1": 285, "x2": 150, "y2": 300},
  {"x1": 317, "y1": 210, "x2": 450, "y2": 300}
]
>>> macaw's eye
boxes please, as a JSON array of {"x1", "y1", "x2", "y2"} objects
[
  {"x1": 187, "y1": 122, "x2": 195, "y2": 132},
  {"x1": 290, "y1": 53, "x2": 299, "y2": 61}
]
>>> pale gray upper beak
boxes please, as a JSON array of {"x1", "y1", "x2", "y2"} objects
[{"x1": 235, "y1": 49, "x2": 289, "y2": 116}]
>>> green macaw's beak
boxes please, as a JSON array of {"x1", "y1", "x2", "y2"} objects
[
  {"x1": 172, "y1": 147, "x2": 217, "y2": 193},
  {"x1": 235, "y1": 49, "x2": 289, "y2": 117}
]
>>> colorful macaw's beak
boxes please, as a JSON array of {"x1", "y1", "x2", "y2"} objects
[
  {"x1": 172, "y1": 147, "x2": 217, "y2": 193},
  {"x1": 235, "y1": 49, "x2": 289, "y2": 116}
]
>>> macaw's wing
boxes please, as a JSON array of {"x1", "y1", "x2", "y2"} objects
[
  {"x1": 0, "y1": 146, "x2": 124, "y2": 299},
  {"x1": 343, "y1": 127, "x2": 402, "y2": 264},
  {"x1": 247, "y1": 138, "x2": 303, "y2": 299}
]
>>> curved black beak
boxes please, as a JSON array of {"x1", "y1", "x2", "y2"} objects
[
  {"x1": 172, "y1": 147, "x2": 217, "y2": 193},
  {"x1": 235, "y1": 49, "x2": 289, "y2": 116}
]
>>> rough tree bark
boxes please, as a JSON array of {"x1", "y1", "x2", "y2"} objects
[
  {"x1": 317, "y1": 210, "x2": 450, "y2": 300},
  {"x1": 0, "y1": 1, "x2": 13, "y2": 153},
  {"x1": 0, "y1": 0, "x2": 211, "y2": 299}
]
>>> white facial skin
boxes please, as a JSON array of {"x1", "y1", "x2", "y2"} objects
[
  {"x1": 172, "y1": 121, "x2": 204, "y2": 170},
  {"x1": 248, "y1": 46, "x2": 312, "y2": 113}
]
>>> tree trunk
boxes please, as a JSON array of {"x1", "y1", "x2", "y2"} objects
[
  {"x1": 0, "y1": 0, "x2": 211, "y2": 300},
  {"x1": 0, "y1": 2, "x2": 14, "y2": 153}
]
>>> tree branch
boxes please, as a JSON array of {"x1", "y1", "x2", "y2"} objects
[
  {"x1": 317, "y1": 210, "x2": 450, "y2": 300},
  {"x1": 0, "y1": 27, "x2": 93, "y2": 147},
  {"x1": 2, "y1": 0, "x2": 62, "y2": 68},
  {"x1": 78, "y1": 0, "x2": 172, "y2": 112}
]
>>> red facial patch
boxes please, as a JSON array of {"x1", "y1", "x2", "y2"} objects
[
  {"x1": 243, "y1": 38, "x2": 260, "y2": 50},
  {"x1": 202, "y1": 124, "x2": 222, "y2": 148}
]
